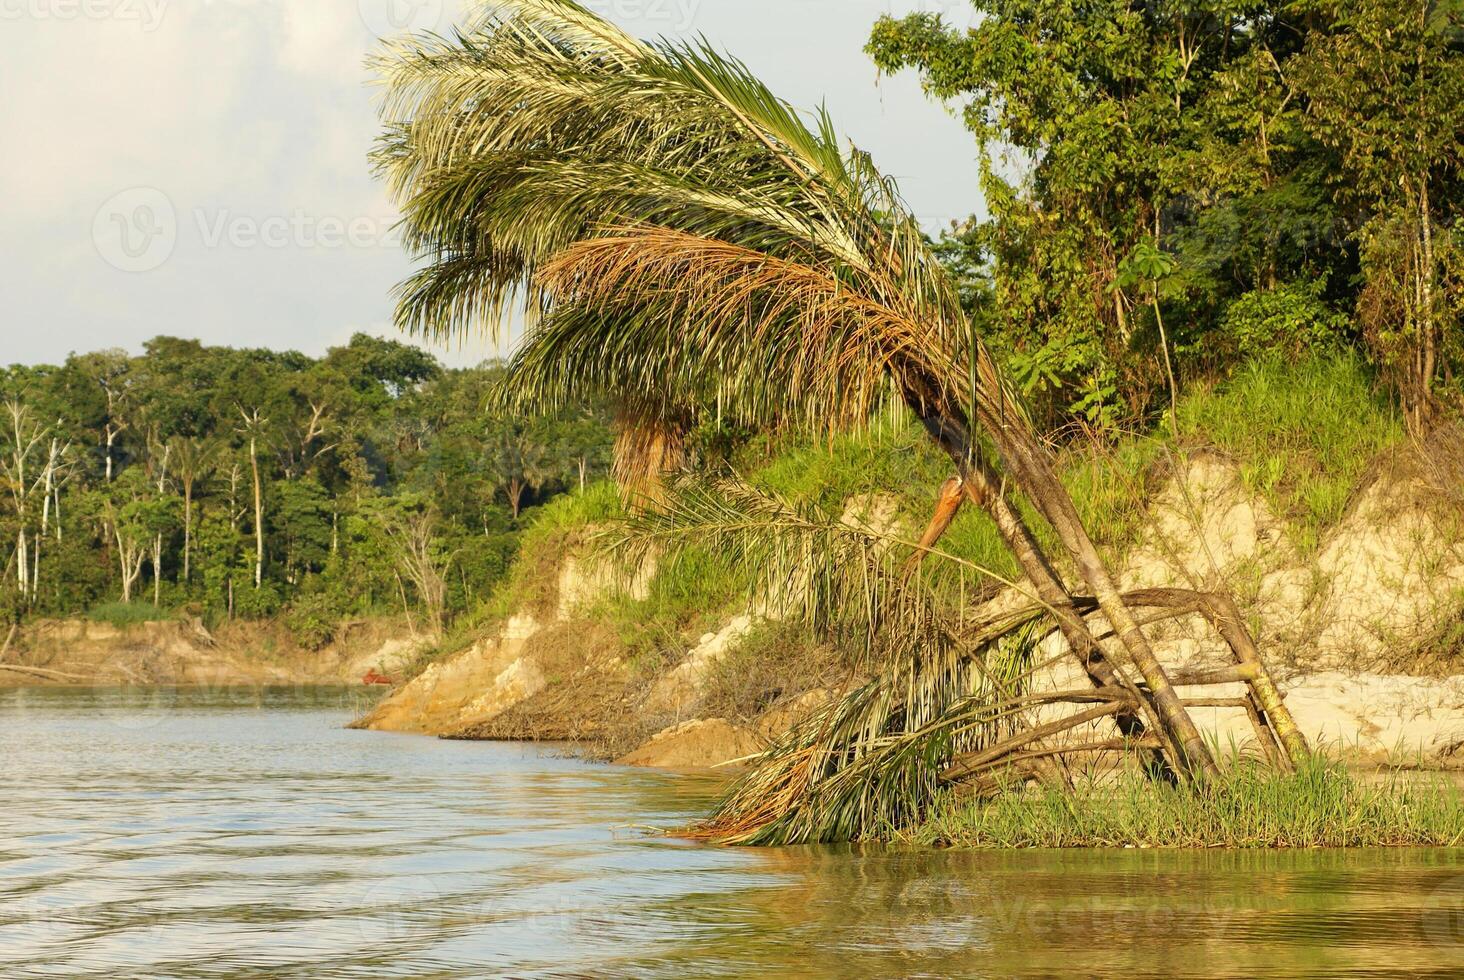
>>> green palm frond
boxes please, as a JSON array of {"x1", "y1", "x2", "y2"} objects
[
  {"x1": 607, "y1": 476, "x2": 1049, "y2": 843},
  {"x1": 373, "y1": 0, "x2": 1020, "y2": 437},
  {"x1": 372, "y1": 2, "x2": 1096, "y2": 839}
]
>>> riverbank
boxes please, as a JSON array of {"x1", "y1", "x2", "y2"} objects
[
  {"x1": 0, "y1": 616, "x2": 429, "y2": 688},
  {"x1": 351, "y1": 370, "x2": 1464, "y2": 784}
]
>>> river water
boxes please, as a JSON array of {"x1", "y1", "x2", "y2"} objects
[{"x1": 2, "y1": 686, "x2": 1462, "y2": 978}]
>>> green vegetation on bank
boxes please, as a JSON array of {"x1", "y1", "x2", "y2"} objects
[
  {"x1": 907, "y1": 758, "x2": 1464, "y2": 849},
  {"x1": 453, "y1": 352, "x2": 1409, "y2": 689},
  {"x1": 364, "y1": 0, "x2": 1461, "y2": 847}
]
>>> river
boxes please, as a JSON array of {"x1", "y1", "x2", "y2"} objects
[{"x1": 1, "y1": 686, "x2": 1462, "y2": 978}]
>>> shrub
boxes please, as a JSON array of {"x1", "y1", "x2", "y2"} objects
[
  {"x1": 284, "y1": 593, "x2": 342, "y2": 650},
  {"x1": 231, "y1": 582, "x2": 283, "y2": 619},
  {"x1": 1215, "y1": 279, "x2": 1350, "y2": 360}
]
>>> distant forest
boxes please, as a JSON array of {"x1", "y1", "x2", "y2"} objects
[{"x1": 0, "y1": 335, "x2": 611, "y2": 641}]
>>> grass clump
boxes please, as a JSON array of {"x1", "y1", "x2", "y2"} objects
[
  {"x1": 593, "y1": 543, "x2": 748, "y2": 662},
  {"x1": 1175, "y1": 354, "x2": 1404, "y2": 549},
  {"x1": 483, "y1": 481, "x2": 626, "y2": 619},
  {"x1": 516, "y1": 480, "x2": 625, "y2": 554},
  {"x1": 910, "y1": 757, "x2": 1464, "y2": 849},
  {"x1": 86, "y1": 601, "x2": 169, "y2": 627}
]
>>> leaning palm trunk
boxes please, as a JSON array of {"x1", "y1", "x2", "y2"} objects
[
  {"x1": 610, "y1": 401, "x2": 688, "y2": 510},
  {"x1": 374, "y1": 0, "x2": 1302, "y2": 833}
]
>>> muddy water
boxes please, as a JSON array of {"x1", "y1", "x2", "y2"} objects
[{"x1": 2, "y1": 686, "x2": 1462, "y2": 978}]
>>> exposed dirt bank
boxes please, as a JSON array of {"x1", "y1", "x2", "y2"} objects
[
  {"x1": 0, "y1": 618, "x2": 431, "y2": 688},
  {"x1": 353, "y1": 447, "x2": 1464, "y2": 773}
]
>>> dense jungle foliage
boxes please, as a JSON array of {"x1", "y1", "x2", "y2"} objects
[
  {"x1": 869, "y1": 0, "x2": 1464, "y2": 435},
  {"x1": 0, "y1": 334, "x2": 611, "y2": 642},
  {"x1": 6, "y1": 1, "x2": 1462, "y2": 657}
]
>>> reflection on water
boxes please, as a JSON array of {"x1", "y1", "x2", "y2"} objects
[{"x1": 1, "y1": 686, "x2": 1462, "y2": 978}]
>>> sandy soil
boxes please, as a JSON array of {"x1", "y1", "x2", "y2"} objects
[{"x1": 0, "y1": 617, "x2": 429, "y2": 689}]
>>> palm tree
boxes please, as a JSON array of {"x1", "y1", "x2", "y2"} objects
[
  {"x1": 490, "y1": 426, "x2": 552, "y2": 519},
  {"x1": 169, "y1": 436, "x2": 219, "y2": 585},
  {"x1": 372, "y1": 0, "x2": 1306, "y2": 835}
]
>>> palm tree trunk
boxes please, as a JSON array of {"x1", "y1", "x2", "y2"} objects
[
  {"x1": 900, "y1": 369, "x2": 1213, "y2": 779},
  {"x1": 907, "y1": 405, "x2": 1172, "y2": 771}
]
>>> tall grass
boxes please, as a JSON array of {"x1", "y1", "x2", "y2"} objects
[
  {"x1": 590, "y1": 542, "x2": 752, "y2": 667},
  {"x1": 86, "y1": 602, "x2": 169, "y2": 627},
  {"x1": 516, "y1": 480, "x2": 625, "y2": 554},
  {"x1": 909, "y1": 757, "x2": 1464, "y2": 849},
  {"x1": 1175, "y1": 354, "x2": 1404, "y2": 550}
]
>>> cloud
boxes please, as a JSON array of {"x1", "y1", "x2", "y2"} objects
[{"x1": 0, "y1": 1, "x2": 981, "y2": 369}]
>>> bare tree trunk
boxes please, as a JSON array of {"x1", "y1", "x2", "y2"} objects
[
  {"x1": 920, "y1": 440, "x2": 1172, "y2": 773},
  {"x1": 15, "y1": 529, "x2": 28, "y2": 598},
  {"x1": 250, "y1": 436, "x2": 264, "y2": 588},
  {"x1": 182, "y1": 483, "x2": 194, "y2": 583},
  {"x1": 1418, "y1": 178, "x2": 1437, "y2": 430},
  {"x1": 983, "y1": 426, "x2": 1218, "y2": 777}
]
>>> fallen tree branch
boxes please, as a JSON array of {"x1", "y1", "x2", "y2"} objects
[
  {"x1": 940, "y1": 700, "x2": 1129, "y2": 782},
  {"x1": 0, "y1": 663, "x2": 89, "y2": 681}
]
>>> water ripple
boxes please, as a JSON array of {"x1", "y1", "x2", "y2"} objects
[{"x1": 3, "y1": 686, "x2": 1463, "y2": 978}]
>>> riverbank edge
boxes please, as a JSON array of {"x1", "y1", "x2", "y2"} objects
[
  {"x1": 0, "y1": 615, "x2": 428, "y2": 689},
  {"x1": 350, "y1": 433, "x2": 1464, "y2": 781}
]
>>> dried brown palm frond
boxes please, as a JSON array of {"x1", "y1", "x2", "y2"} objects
[{"x1": 611, "y1": 401, "x2": 688, "y2": 509}]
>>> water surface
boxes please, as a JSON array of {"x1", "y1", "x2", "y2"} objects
[{"x1": 2, "y1": 686, "x2": 1462, "y2": 978}]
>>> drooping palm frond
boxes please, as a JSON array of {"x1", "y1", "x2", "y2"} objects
[
  {"x1": 608, "y1": 476, "x2": 1050, "y2": 843},
  {"x1": 373, "y1": 0, "x2": 1020, "y2": 438}
]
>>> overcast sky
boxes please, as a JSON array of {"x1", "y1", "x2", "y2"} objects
[{"x1": 0, "y1": 0, "x2": 983, "y2": 368}]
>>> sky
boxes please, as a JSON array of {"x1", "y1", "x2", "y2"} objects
[{"x1": 0, "y1": 0, "x2": 984, "y2": 368}]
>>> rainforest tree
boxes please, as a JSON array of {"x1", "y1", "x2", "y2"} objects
[{"x1": 868, "y1": 0, "x2": 1463, "y2": 430}]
